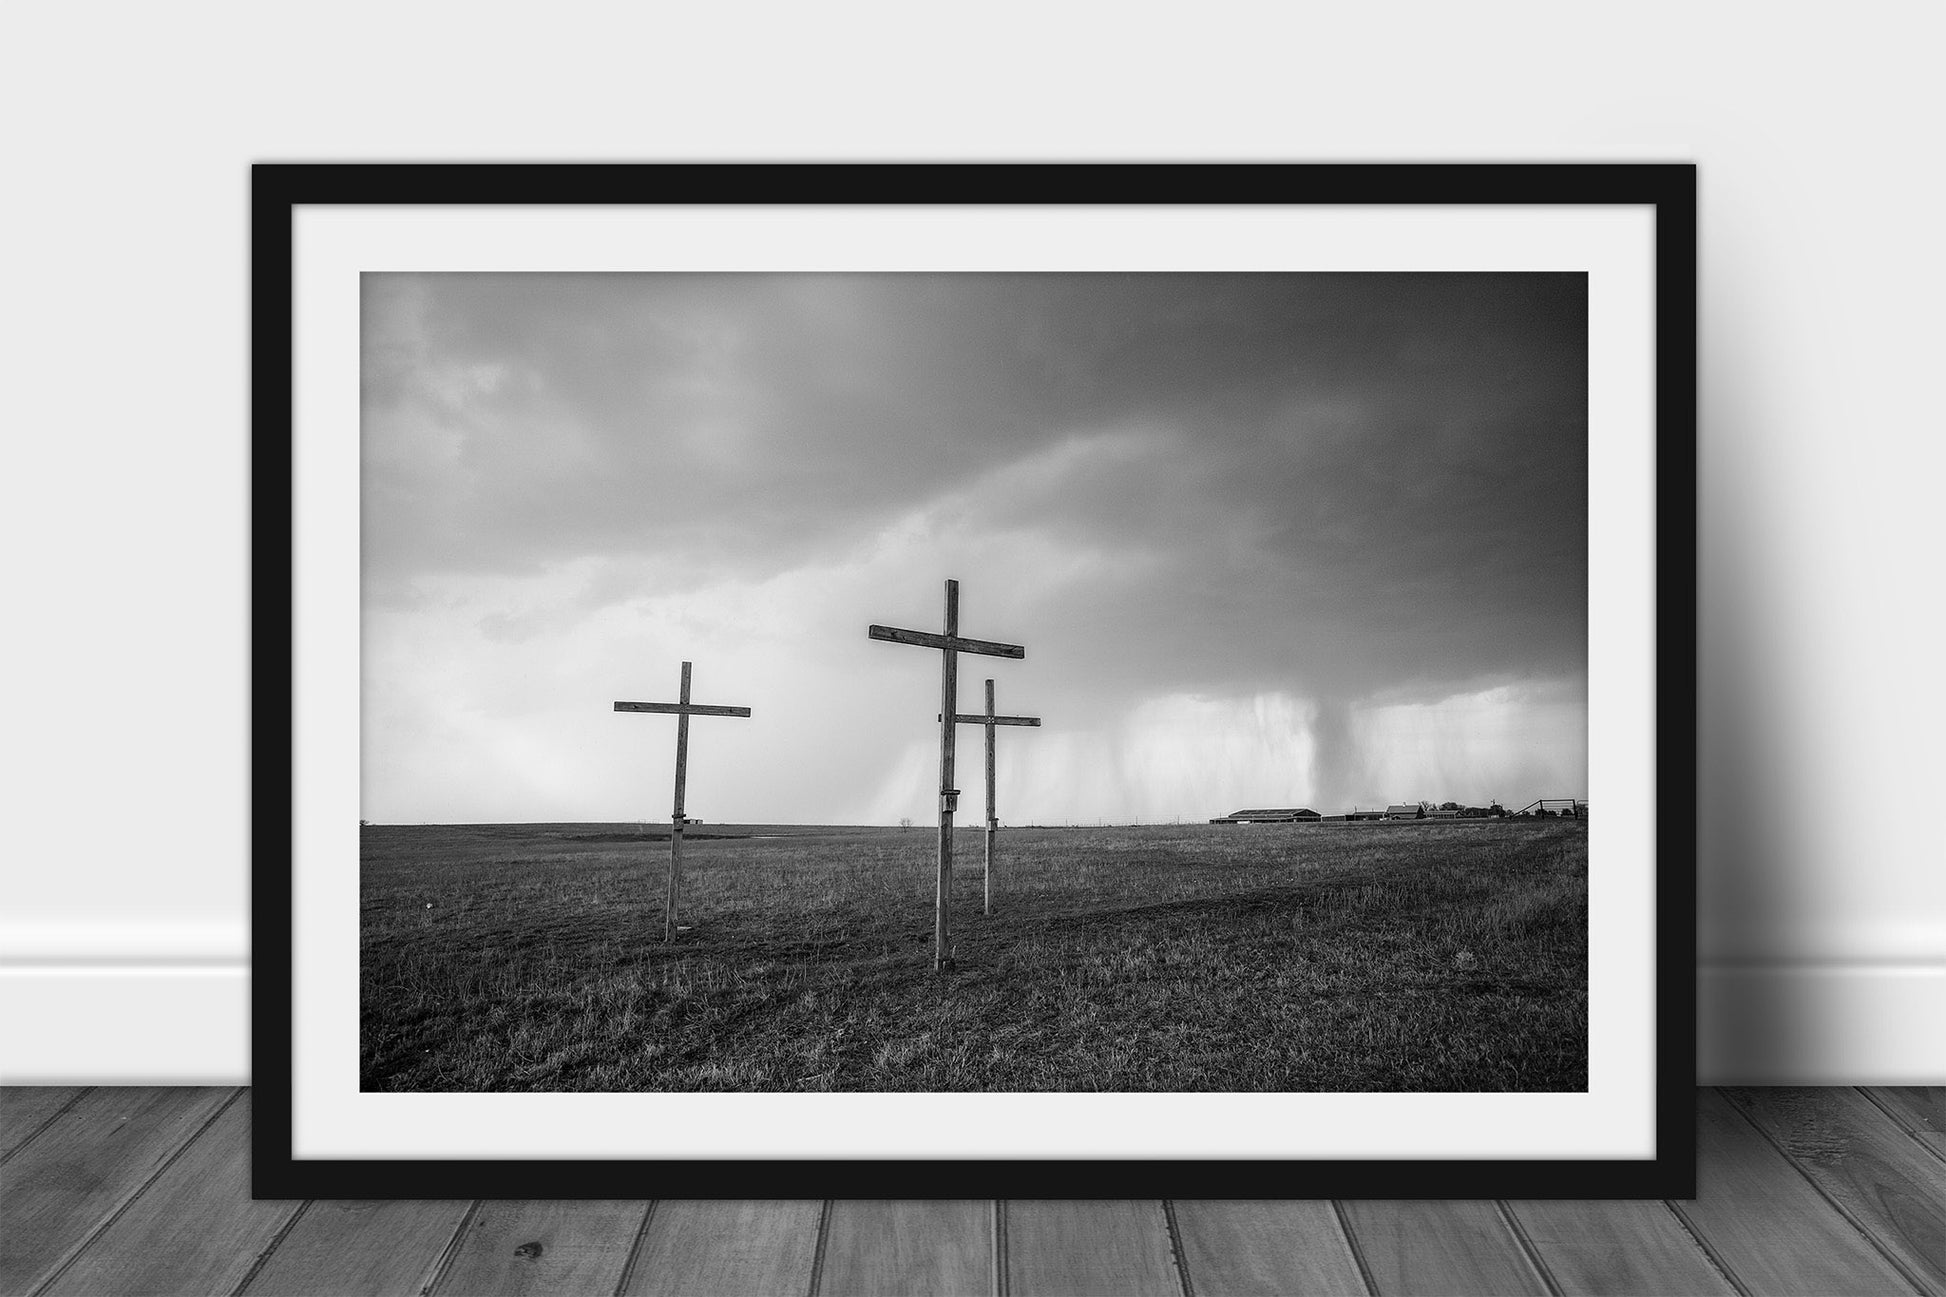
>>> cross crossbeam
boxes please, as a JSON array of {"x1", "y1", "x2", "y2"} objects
[
  {"x1": 614, "y1": 661, "x2": 751, "y2": 942},
  {"x1": 867, "y1": 579, "x2": 1027, "y2": 970},
  {"x1": 614, "y1": 701, "x2": 752, "y2": 718},
  {"x1": 868, "y1": 626, "x2": 1025, "y2": 658}
]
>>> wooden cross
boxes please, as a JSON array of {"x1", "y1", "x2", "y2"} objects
[
  {"x1": 943, "y1": 679, "x2": 1040, "y2": 915},
  {"x1": 614, "y1": 662, "x2": 751, "y2": 942},
  {"x1": 869, "y1": 579, "x2": 1025, "y2": 970}
]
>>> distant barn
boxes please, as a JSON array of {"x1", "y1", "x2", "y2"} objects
[
  {"x1": 1384, "y1": 804, "x2": 1421, "y2": 820},
  {"x1": 1208, "y1": 807, "x2": 1322, "y2": 824}
]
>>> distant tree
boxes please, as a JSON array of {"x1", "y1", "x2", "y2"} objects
[
  {"x1": 1439, "y1": 801, "x2": 1461, "y2": 811},
  {"x1": 900, "y1": 817, "x2": 913, "y2": 831}
]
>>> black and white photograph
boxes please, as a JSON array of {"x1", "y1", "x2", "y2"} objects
[{"x1": 358, "y1": 266, "x2": 1592, "y2": 1095}]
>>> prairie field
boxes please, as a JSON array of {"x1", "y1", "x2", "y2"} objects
[{"x1": 360, "y1": 820, "x2": 1587, "y2": 1093}]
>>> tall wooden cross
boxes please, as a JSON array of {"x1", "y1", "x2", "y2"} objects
[
  {"x1": 869, "y1": 579, "x2": 1025, "y2": 970},
  {"x1": 944, "y1": 679, "x2": 1040, "y2": 916},
  {"x1": 614, "y1": 662, "x2": 751, "y2": 942}
]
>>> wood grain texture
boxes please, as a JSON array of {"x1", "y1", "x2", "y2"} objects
[
  {"x1": 430, "y1": 1199, "x2": 648, "y2": 1296},
  {"x1": 1337, "y1": 1200, "x2": 1549, "y2": 1297},
  {"x1": 41, "y1": 1091, "x2": 300, "y2": 1297},
  {"x1": 1170, "y1": 1200, "x2": 1368, "y2": 1297},
  {"x1": 0, "y1": 1084, "x2": 229, "y2": 1295},
  {"x1": 936, "y1": 580, "x2": 959, "y2": 971},
  {"x1": 1505, "y1": 1199, "x2": 1735, "y2": 1296},
  {"x1": 818, "y1": 1199, "x2": 993, "y2": 1296},
  {"x1": 985, "y1": 682, "x2": 997, "y2": 839},
  {"x1": 4, "y1": 1087, "x2": 1942, "y2": 1297},
  {"x1": 1726, "y1": 1086, "x2": 1946, "y2": 1294},
  {"x1": 238, "y1": 1198, "x2": 472, "y2": 1296},
  {"x1": 613, "y1": 701, "x2": 752, "y2": 717},
  {"x1": 1673, "y1": 1089, "x2": 1919, "y2": 1297},
  {"x1": 1870, "y1": 1087, "x2": 1946, "y2": 1155},
  {"x1": 868, "y1": 624, "x2": 1025, "y2": 658},
  {"x1": 1006, "y1": 1200, "x2": 1180, "y2": 1297},
  {"x1": 0, "y1": 1085, "x2": 85, "y2": 1161},
  {"x1": 620, "y1": 1199, "x2": 823, "y2": 1297}
]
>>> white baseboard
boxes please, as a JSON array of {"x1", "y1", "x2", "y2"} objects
[
  {"x1": 3, "y1": 960, "x2": 1941, "y2": 1085},
  {"x1": 1696, "y1": 962, "x2": 1946, "y2": 1085},
  {"x1": 0, "y1": 967, "x2": 249, "y2": 1084},
  {"x1": 0, "y1": 920, "x2": 249, "y2": 965}
]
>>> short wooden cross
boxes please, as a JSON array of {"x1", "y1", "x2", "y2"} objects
[
  {"x1": 943, "y1": 679, "x2": 1040, "y2": 915},
  {"x1": 869, "y1": 579, "x2": 1025, "y2": 970},
  {"x1": 614, "y1": 662, "x2": 751, "y2": 942}
]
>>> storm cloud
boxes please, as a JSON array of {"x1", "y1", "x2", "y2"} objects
[{"x1": 362, "y1": 272, "x2": 1587, "y2": 824}]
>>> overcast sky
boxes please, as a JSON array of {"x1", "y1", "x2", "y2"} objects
[{"x1": 361, "y1": 272, "x2": 1587, "y2": 825}]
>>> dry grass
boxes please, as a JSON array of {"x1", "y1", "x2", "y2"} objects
[{"x1": 361, "y1": 820, "x2": 1587, "y2": 1093}]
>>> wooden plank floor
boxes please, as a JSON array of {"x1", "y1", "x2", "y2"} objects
[{"x1": 1, "y1": 1089, "x2": 1939, "y2": 1296}]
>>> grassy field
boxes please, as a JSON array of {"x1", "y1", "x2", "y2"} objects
[{"x1": 361, "y1": 820, "x2": 1587, "y2": 1093}]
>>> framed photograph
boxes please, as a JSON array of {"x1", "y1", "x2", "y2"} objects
[{"x1": 254, "y1": 163, "x2": 1696, "y2": 1198}]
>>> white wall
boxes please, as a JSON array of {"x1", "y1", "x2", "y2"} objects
[{"x1": 2, "y1": 1, "x2": 1939, "y2": 1085}]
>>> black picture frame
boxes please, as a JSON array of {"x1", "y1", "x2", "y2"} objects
[{"x1": 253, "y1": 162, "x2": 1697, "y2": 1199}]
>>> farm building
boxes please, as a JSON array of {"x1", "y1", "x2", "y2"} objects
[
  {"x1": 1384, "y1": 804, "x2": 1422, "y2": 820},
  {"x1": 1208, "y1": 807, "x2": 1322, "y2": 824},
  {"x1": 1345, "y1": 808, "x2": 1386, "y2": 821}
]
